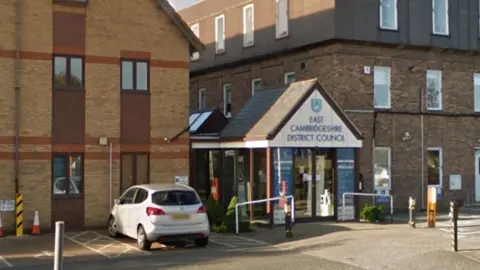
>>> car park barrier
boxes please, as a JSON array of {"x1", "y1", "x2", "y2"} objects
[
  {"x1": 341, "y1": 192, "x2": 394, "y2": 223},
  {"x1": 235, "y1": 196, "x2": 295, "y2": 234}
]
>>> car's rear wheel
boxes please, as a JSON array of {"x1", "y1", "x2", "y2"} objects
[
  {"x1": 194, "y1": 237, "x2": 209, "y2": 247},
  {"x1": 107, "y1": 216, "x2": 118, "y2": 238},
  {"x1": 137, "y1": 225, "x2": 152, "y2": 251}
]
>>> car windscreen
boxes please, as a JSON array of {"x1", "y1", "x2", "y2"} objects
[{"x1": 151, "y1": 190, "x2": 201, "y2": 206}]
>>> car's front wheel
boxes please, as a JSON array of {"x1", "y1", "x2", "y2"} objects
[
  {"x1": 137, "y1": 225, "x2": 152, "y2": 251},
  {"x1": 194, "y1": 237, "x2": 209, "y2": 247},
  {"x1": 107, "y1": 216, "x2": 118, "y2": 238}
]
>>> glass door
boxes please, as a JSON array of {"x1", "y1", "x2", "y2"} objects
[
  {"x1": 315, "y1": 149, "x2": 335, "y2": 217},
  {"x1": 293, "y1": 149, "x2": 313, "y2": 217}
]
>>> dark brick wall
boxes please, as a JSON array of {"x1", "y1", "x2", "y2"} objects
[{"x1": 190, "y1": 43, "x2": 480, "y2": 211}]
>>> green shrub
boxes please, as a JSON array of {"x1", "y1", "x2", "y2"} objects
[
  {"x1": 205, "y1": 195, "x2": 223, "y2": 227},
  {"x1": 360, "y1": 204, "x2": 386, "y2": 223},
  {"x1": 213, "y1": 196, "x2": 252, "y2": 233}
]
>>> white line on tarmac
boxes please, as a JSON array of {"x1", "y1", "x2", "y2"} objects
[
  {"x1": 0, "y1": 256, "x2": 13, "y2": 268},
  {"x1": 209, "y1": 239, "x2": 237, "y2": 248},
  {"x1": 89, "y1": 231, "x2": 149, "y2": 254},
  {"x1": 64, "y1": 234, "x2": 113, "y2": 259},
  {"x1": 229, "y1": 235, "x2": 270, "y2": 245},
  {"x1": 83, "y1": 236, "x2": 104, "y2": 245},
  {"x1": 67, "y1": 231, "x2": 90, "y2": 240}
]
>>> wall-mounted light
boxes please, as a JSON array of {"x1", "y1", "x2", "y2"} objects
[{"x1": 98, "y1": 135, "x2": 108, "y2": 146}]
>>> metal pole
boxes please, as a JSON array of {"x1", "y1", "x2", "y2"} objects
[
  {"x1": 54, "y1": 221, "x2": 65, "y2": 270},
  {"x1": 450, "y1": 201, "x2": 458, "y2": 252},
  {"x1": 409, "y1": 196, "x2": 416, "y2": 228},
  {"x1": 235, "y1": 204, "x2": 239, "y2": 234},
  {"x1": 342, "y1": 193, "x2": 346, "y2": 221},
  {"x1": 389, "y1": 195, "x2": 393, "y2": 224},
  {"x1": 109, "y1": 142, "x2": 113, "y2": 212}
]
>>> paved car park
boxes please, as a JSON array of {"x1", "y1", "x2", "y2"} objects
[{"x1": 0, "y1": 230, "x2": 272, "y2": 268}]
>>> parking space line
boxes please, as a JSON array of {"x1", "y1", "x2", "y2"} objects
[
  {"x1": 231, "y1": 235, "x2": 270, "y2": 245},
  {"x1": 67, "y1": 231, "x2": 90, "y2": 240},
  {"x1": 209, "y1": 239, "x2": 237, "y2": 248},
  {"x1": 89, "y1": 231, "x2": 149, "y2": 254},
  {"x1": 64, "y1": 234, "x2": 113, "y2": 259},
  {"x1": 83, "y1": 236, "x2": 104, "y2": 245},
  {"x1": 0, "y1": 256, "x2": 13, "y2": 268},
  {"x1": 97, "y1": 242, "x2": 115, "y2": 251}
]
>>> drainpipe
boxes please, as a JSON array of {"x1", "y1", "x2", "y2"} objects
[
  {"x1": 420, "y1": 87, "x2": 425, "y2": 210},
  {"x1": 14, "y1": 0, "x2": 22, "y2": 195}
]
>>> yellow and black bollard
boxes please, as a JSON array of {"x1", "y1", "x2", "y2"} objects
[
  {"x1": 15, "y1": 193, "x2": 23, "y2": 237},
  {"x1": 284, "y1": 200, "x2": 293, "y2": 238},
  {"x1": 408, "y1": 196, "x2": 416, "y2": 228}
]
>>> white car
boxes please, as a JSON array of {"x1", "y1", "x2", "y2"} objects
[{"x1": 107, "y1": 184, "x2": 210, "y2": 250}]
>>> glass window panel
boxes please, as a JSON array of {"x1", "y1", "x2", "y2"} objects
[
  {"x1": 121, "y1": 154, "x2": 134, "y2": 193},
  {"x1": 373, "y1": 148, "x2": 390, "y2": 189},
  {"x1": 54, "y1": 57, "x2": 67, "y2": 87},
  {"x1": 70, "y1": 155, "x2": 82, "y2": 194},
  {"x1": 121, "y1": 61, "x2": 133, "y2": 90},
  {"x1": 433, "y1": 0, "x2": 448, "y2": 34},
  {"x1": 70, "y1": 57, "x2": 83, "y2": 87},
  {"x1": 427, "y1": 150, "x2": 441, "y2": 185},
  {"x1": 53, "y1": 156, "x2": 66, "y2": 195},
  {"x1": 474, "y1": 74, "x2": 480, "y2": 112},
  {"x1": 136, "y1": 154, "x2": 149, "y2": 185},
  {"x1": 136, "y1": 62, "x2": 148, "y2": 90},
  {"x1": 381, "y1": 0, "x2": 396, "y2": 29}
]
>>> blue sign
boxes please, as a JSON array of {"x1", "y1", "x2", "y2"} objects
[
  {"x1": 376, "y1": 190, "x2": 390, "y2": 204},
  {"x1": 337, "y1": 149, "x2": 355, "y2": 207},
  {"x1": 311, "y1": 98, "x2": 322, "y2": 113},
  {"x1": 272, "y1": 148, "x2": 294, "y2": 206}
]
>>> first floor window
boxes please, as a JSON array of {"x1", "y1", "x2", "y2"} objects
[
  {"x1": 252, "y1": 79, "x2": 261, "y2": 95},
  {"x1": 373, "y1": 147, "x2": 391, "y2": 191},
  {"x1": 284, "y1": 72, "x2": 296, "y2": 85},
  {"x1": 223, "y1": 84, "x2": 232, "y2": 117},
  {"x1": 121, "y1": 60, "x2": 149, "y2": 91},
  {"x1": 380, "y1": 0, "x2": 397, "y2": 30},
  {"x1": 53, "y1": 55, "x2": 84, "y2": 89},
  {"x1": 426, "y1": 70, "x2": 442, "y2": 110},
  {"x1": 198, "y1": 88, "x2": 206, "y2": 109},
  {"x1": 427, "y1": 148, "x2": 442, "y2": 186},
  {"x1": 474, "y1": 73, "x2": 480, "y2": 112},
  {"x1": 52, "y1": 154, "x2": 83, "y2": 195},
  {"x1": 432, "y1": 0, "x2": 449, "y2": 35},
  {"x1": 374, "y1": 66, "x2": 391, "y2": 108},
  {"x1": 276, "y1": 0, "x2": 289, "y2": 38},
  {"x1": 121, "y1": 153, "x2": 149, "y2": 194}
]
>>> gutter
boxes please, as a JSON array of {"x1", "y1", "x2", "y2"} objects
[{"x1": 14, "y1": 0, "x2": 22, "y2": 194}]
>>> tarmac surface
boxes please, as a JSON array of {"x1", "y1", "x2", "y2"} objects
[{"x1": 1, "y1": 217, "x2": 480, "y2": 269}]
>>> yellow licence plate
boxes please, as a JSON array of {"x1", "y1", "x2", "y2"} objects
[{"x1": 171, "y1": 214, "x2": 190, "y2": 220}]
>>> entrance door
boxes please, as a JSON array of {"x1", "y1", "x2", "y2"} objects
[
  {"x1": 314, "y1": 149, "x2": 335, "y2": 218},
  {"x1": 476, "y1": 150, "x2": 480, "y2": 202}
]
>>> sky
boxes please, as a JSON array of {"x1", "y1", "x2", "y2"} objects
[{"x1": 167, "y1": 0, "x2": 202, "y2": 10}]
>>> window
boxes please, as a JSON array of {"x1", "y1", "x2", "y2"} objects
[
  {"x1": 379, "y1": 0, "x2": 397, "y2": 30},
  {"x1": 374, "y1": 66, "x2": 391, "y2": 109},
  {"x1": 252, "y1": 78, "x2": 261, "y2": 96},
  {"x1": 121, "y1": 60, "x2": 149, "y2": 91},
  {"x1": 276, "y1": 0, "x2": 289, "y2": 38},
  {"x1": 373, "y1": 147, "x2": 391, "y2": 192},
  {"x1": 427, "y1": 148, "x2": 443, "y2": 186},
  {"x1": 190, "y1": 23, "x2": 200, "y2": 61},
  {"x1": 120, "y1": 188, "x2": 138, "y2": 205},
  {"x1": 432, "y1": 0, "x2": 449, "y2": 35},
  {"x1": 53, "y1": 55, "x2": 84, "y2": 89},
  {"x1": 52, "y1": 154, "x2": 83, "y2": 195},
  {"x1": 243, "y1": 4, "x2": 254, "y2": 47},
  {"x1": 215, "y1": 14, "x2": 225, "y2": 53},
  {"x1": 426, "y1": 70, "x2": 442, "y2": 110},
  {"x1": 475, "y1": 74, "x2": 480, "y2": 112},
  {"x1": 198, "y1": 88, "x2": 206, "y2": 109},
  {"x1": 223, "y1": 84, "x2": 232, "y2": 117},
  {"x1": 152, "y1": 190, "x2": 201, "y2": 206},
  {"x1": 120, "y1": 153, "x2": 149, "y2": 194},
  {"x1": 133, "y1": 188, "x2": 148, "y2": 204},
  {"x1": 284, "y1": 72, "x2": 296, "y2": 85}
]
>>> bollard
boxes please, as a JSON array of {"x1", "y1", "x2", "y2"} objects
[
  {"x1": 54, "y1": 221, "x2": 65, "y2": 270},
  {"x1": 284, "y1": 200, "x2": 293, "y2": 238},
  {"x1": 450, "y1": 201, "x2": 459, "y2": 252},
  {"x1": 408, "y1": 196, "x2": 416, "y2": 228}
]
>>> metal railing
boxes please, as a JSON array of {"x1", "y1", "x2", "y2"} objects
[
  {"x1": 341, "y1": 192, "x2": 394, "y2": 223},
  {"x1": 235, "y1": 196, "x2": 295, "y2": 234}
]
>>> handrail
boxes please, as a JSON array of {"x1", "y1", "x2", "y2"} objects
[
  {"x1": 235, "y1": 196, "x2": 295, "y2": 234},
  {"x1": 341, "y1": 192, "x2": 394, "y2": 223}
]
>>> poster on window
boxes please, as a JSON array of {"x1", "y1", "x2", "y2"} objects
[
  {"x1": 374, "y1": 148, "x2": 391, "y2": 204},
  {"x1": 337, "y1": 148, "x2": 355, "y2": 221},
  {"x1": 272, "y1": 148, "x2": 294, "y2": 224}
]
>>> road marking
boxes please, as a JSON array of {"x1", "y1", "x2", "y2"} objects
[
  {"x1": 83, "y1": 236, "x2": 104, "y2": 245},
  {"x1": 209, "y1": 239, "x2": 237, "y2": 248},
  {"x1": 0, "y1": 256, "x2": 13, "y2": 268},
  {"x1": 65, "y1": 234, "x2": 113, "y2": 259},
  {"x1": 230, "y1": 235, "x2": 269, "y2": 245}
]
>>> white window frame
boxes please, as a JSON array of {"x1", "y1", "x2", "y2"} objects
[
  {"x1": 474, "y1": 73, "x2": 480, "y2": 112},
  {"x1": 427, "y1": 147, "x2": 443, "y2": 187},
  {"x1": 379, "y1": 0, "x2": 398, "y2": 30},
  {"x1": 276, "y1": 0, "x2": 289, "y2": 39},
  {"x1": 373, "y1": 147, "x2": 392, "y2": 192},
  {"x1": 373, "y1": 66, "x2": 391, "y2": 109},
  {"x1": 190, "y1": 23, "x2": 200, "y2": 61},
  {"x1": 223, "y1": 84, "x2": 232, "y2": 118},
  {"x1": 198, "y1": 88, "x2": 206, "y2": 110},
  {"x1": 243, "y1": 4, "x2": 255, "y2": 47},
  {"x1": 426, "y1": 70, "x2": 443, "y2": 111},
  {"x1": 432, "y1": 0, "x2": 449, "y2": 35},
  {"x1": 284, "y1": 72, "x2": 296, "y2": 85},
  {"x1": 215, "y1": 14, "x2": 226, "y2": 54},
  {"x1": 251, "y1": 78, "x2": 261, "y2": 96}
]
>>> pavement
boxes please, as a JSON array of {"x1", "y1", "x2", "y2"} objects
[{"x1": 1, "y1": 218, "x2": 480, "y2": 269}]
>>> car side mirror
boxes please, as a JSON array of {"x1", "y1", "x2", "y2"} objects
[{"x1": 114, "y1": 199, "x2": 121, "y2": 205}]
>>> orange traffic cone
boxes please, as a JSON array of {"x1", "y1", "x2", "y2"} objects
[
  {"x1": 31, "y1": 211, "x2": 40, "y2": 235},
  {"x1": 0, "y1": 215, "x2": 4, "y2": 237}
]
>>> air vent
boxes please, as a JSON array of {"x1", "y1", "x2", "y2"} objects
[{"x1": 53, "y1": 0, "x2": 89, "y2": 6}]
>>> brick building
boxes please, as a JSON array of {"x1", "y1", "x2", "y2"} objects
[
  {"x1": 0, "y1": 0, "x2": 203, "y2": 232},
  {"x1": 180, "y1": 0, "x2": 480, "y2": 219}
]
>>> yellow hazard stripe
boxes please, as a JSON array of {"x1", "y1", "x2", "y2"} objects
[{"x1": 15, "y1": 193, "x2": 23, "y2": 237}]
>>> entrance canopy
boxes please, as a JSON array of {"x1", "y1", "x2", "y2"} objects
[{"x1": 192, "y1": 79, "x2": 364, "y2": 149}]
